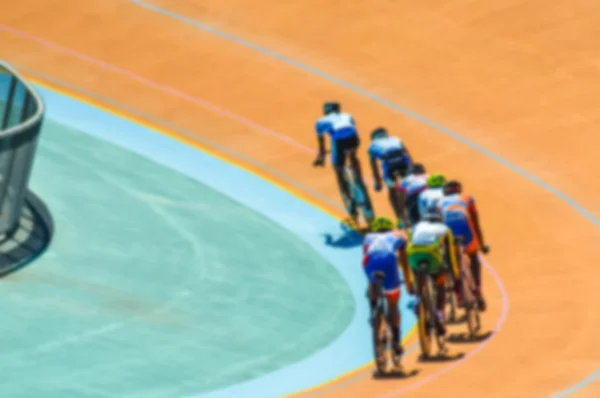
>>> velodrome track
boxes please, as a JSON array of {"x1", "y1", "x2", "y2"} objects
[{"x1": 2, "y1": 1, "x2": 600, "y2": 397}]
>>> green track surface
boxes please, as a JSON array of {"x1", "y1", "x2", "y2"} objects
[{"x1": 0, "y1": 119, "x2": 354, "y2": 397}]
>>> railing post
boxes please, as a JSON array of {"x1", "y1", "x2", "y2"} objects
[
  {"x1": 1, "y1": 76, "x2": 17, "y2": 130},
  {"x1": 20, "y1": 92, "x2": 32, "y2": 122}
]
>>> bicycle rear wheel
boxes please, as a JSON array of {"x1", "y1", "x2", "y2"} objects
[
  {"x1": 461, "y1": 265, "x2": 481, "y2": 337},
  {"x1": 372, "y1": 305, "x2": 389, "y2": 373},
  {"x1": 445, "y1": 268, "x2": 458, "y2": 322},
  {"x1": 416, "y1": 266, "x2": 434, "y2": 358},
  {"x1": 348, "y1": 168, "x2": 375, "y2": 225}
]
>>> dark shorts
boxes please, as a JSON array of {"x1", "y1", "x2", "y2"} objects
[
  {"x1": 332, "y1": 135, "x2": 360, "y2": 167},
  {"x1": 382, "y1": 150, "x2": 411, "y2": 186},
  {"x1": 383, "y1": 162, "x2": 411, "y2": 187}
]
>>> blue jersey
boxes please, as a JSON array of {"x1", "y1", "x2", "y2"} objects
[
  {"x1": 315, "y1": 113, "x2": 358, "y2": 140},
  {"x1": 368, "y1": 137, "x2": 410, "y2": 172}
]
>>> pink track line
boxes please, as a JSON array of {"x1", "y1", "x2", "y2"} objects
[
  {"x1": 0, "y1": 23, "x2": 314, "y2": 154},
  {"x1": 379, "y1": 256, "x2": 509, "y2": 397},
  {"x1": 0, "y1": 22, "x2": 509, "y2": 394}
]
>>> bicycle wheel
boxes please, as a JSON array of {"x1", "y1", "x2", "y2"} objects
[
  {"x1": 461, "y1": 265, "x2": 481, "y2": 337},
  {"x1": 445, "y1": 268, "x2": 458, "y2": 323},
  {"x1": 338, "y1": 168, "x2": 358, "y2": 221},
  {"x1": 372, "y1": 305, "x2": 389, "y2": 374},
  {"x1": 416, "y1": 265, "x2": 434, "y2": 358},
  {"x1": 348, "y1": 168, "x2": 375, "y2": 225}
]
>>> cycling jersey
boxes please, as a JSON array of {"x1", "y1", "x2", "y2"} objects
[
  {"x1": 418, "y1": 187, "x2": 444, "y2": 219},
  {"x1": 399, "y1": 173, "x2": 428, "y2": 196},
  {"x1": 315, "y1": 112, "x2": 358, "y2": 140},
  {"x1": 368, "y1": 137, "x2": 411, "y2": 187},
  {"x1": 408, "y1": 220, "x2": 458, "y2": 277},
  {"x1": 363, "y1": 231, "x2": 407, "y2": 295},
  {"x1": 438, "y1": 193, "x2": 480, "y2": 254}
]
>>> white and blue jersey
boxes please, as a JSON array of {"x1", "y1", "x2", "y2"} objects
[
  {"x1": 399, "y1": 173, "x2": 428, "y2": 197},
  {"x1": 315, "y1": 112, "x2": 358, "y2": 140},
  {"x1": 362, "y1": 231, "x2": 407, "y2": 294},
  {"x1": 368, "y1": 137, "x2": 411, "y2": 187},
  {"x1": 418, "y1": 187, "x2": 444, "y2": 219}
]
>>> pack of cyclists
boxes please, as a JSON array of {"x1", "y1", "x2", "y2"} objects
[{"x1": 313, "y1": 101, "x2": 491, "y2": 366}]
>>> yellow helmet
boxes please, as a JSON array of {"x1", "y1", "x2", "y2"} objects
[{"x1": 371, "y1": 216, "x2": 395, "y2": 232}]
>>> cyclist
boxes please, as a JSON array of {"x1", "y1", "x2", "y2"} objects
[
  {"x1": 368, "y1": 127, "x2": 413, "y2": 228},
  {"x1": 418, "y1": 173, "x2": 446, "y2": 220},
  {"x1": 438, "y1": 180, "x2": 490, "y2": 311},
  {"x1": 363, "y1": 216, "x2": 411, "y2": 364},
  {"x1": 398, "y1": 163, "x2": 428, "y2": 227},
  {"x1": 313, "y1": 101, "x2": 367, "y2": 217},
  {"x1": 407, "y1": 205, "x2": 461, "y2": 336}
]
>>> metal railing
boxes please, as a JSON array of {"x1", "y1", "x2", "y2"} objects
[{"x1": 0, "y1": 61, "x2": 45, "y2": 236}]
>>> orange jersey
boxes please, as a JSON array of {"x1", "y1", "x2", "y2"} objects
[{"x1": 438, "y1": 193, "x2": 480, "y2": 254}]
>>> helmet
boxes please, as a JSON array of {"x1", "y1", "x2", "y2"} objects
[
  {"x1": 323, "y1": 101, "x2": 341, "y2": 115},
  {"x1": 409, "y1": 163, "x2": 426, "y2": 175},
  {"x1": 427, "y1": 173, "x2": 447, "y2": 188},
  {"x1": 443, "y1": 180, "x2": 462, "y2": 195},
  {"x1": 370, "y1": 127, "x2": 389, "y2": 140},
  {"x1": 371, "y1": 216, "x2": 395, "y2": 232}
]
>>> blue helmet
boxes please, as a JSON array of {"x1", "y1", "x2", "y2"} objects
[
  {"x1": 323, "y1": 101, "x2": 340, "y2": 115},
  {"x1": 370, "y1": 127, "x2": 389, "y2": 140}
]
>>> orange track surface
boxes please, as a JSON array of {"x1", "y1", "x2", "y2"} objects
[{"x1": 2, "y1": 1, "x2": 600, "y2": 397}]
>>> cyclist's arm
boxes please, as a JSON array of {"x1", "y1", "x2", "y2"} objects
[
  {"x1": 367, "y1": 144, "x2": 382, "y2": 183},
  {"x1": 443, "y1": 230, "x2": 461, "y2": 281},
  {"x1": 467, "y1": 198, "x2": 487, "y2": 247},
  {"x1": 369, "y1": 156, "x2": 382, "y2": 184},
  {"x1": 315, "y1": 120, "x2": 329, "y2": 158}
]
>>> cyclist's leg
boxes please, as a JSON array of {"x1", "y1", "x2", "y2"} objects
[
  {"x1": 407, "y1": 244, "x2": 438, "y2": 303},
  {"x1": 347, "y1": 136, "x2": 376, "y2": 214},
  {"x1": 346, "y1": 135, "x2": 367, "y2": 185},
  {"x1": 332, "y1": 139, "x2": 353, "y2": 202},
  {"x1": 406, "y1": 193, "x2": 421, "y2": 226},
  {"x1": 383, "y1": 169, "x2": 404, "y2": 221},
  {"x1": 382, "y1": 259, "x2": 403, "y2": 356},
  {"x1": 430, "y1": 256, "x2": 448, "y2": 335},
  {"x1": 466, "y1": 247, "x2": 486, "y2": 311}
]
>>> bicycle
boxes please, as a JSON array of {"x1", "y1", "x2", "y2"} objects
[
  {"x1": 368, "y1": 271, "x2": 399, "y2": 373},
  {"x1": 459, "y1": 252, "x2": 481, "y2": 338},
  {"x1": 412, "y1": 261, "x2": 446, "y2": 358},
  {"x1": 314, "y1": 148, "x2": 375, "y2": 227},
  {"x1": 445, "y1": 267, "x2": 459, "y2": 323},
  {"x1": 341, "y1": 160, "x2": 375, "y2": 227}
]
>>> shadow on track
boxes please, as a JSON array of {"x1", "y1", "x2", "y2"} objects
[
  {"x1": 446, "y1": 331, "x2": 493, "y2": 344},
  {"x1": 418, "y1": 352, "x2": 465, "y2": 363},
  {"x1": 322, "y1": 220, "x2": 368, "y2": 249},
  {"x1": 372, "y1": 368, "x2": 420, "y2": 380}
]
